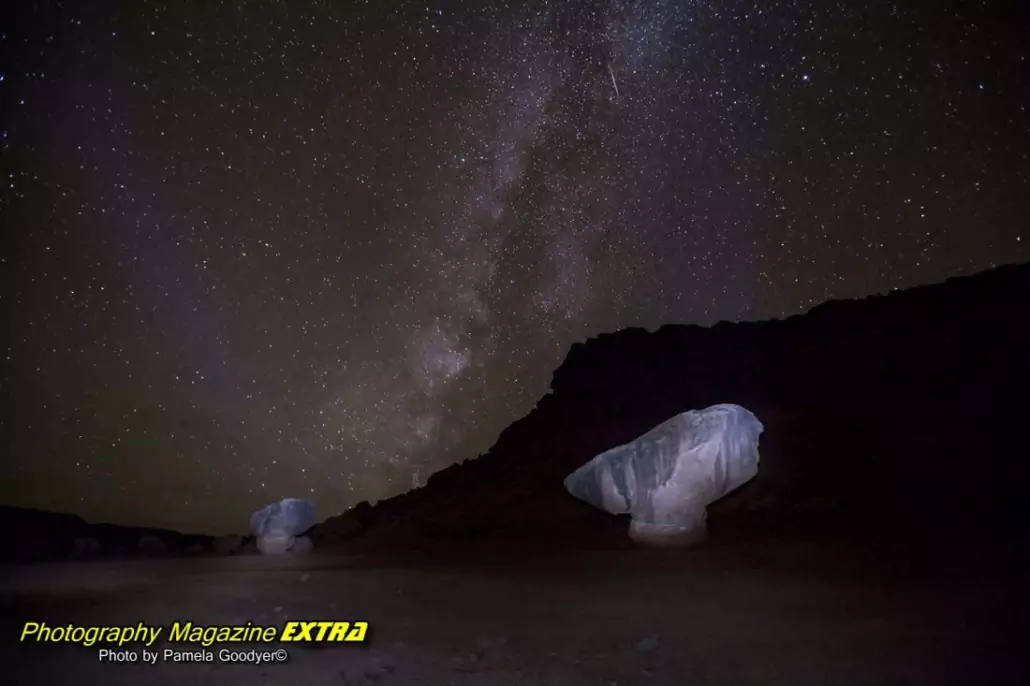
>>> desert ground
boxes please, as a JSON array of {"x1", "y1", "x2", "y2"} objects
[{"x1": 2, "y1": 534, "x2": 1024, "y2": 686}]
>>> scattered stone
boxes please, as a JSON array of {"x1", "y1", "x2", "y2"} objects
[
  {"x1": 450, "y1": 655, "x2": 479, "y2": 673},
  {"x1": 212, "y1": 534, "x2": 244, "y2": 555},
  {"x1": 636, "y1": 635, "x2": 660, "y2": 652},
  {"x1": 476, "y1": 636, "x2": 507, "y2": 650},
  {"x1": 341, "y1": 656, "x2": 396, "y2": 685},
  {"x1": 273, "y1": 606, "x2": 283, "y2": 614},
  {"x1": 363, "y1": 660, "x2": 395, "y2": 682},
  {"x1": 299, "y1": 572, "x2": 311, "y2": 582},
  {"x1": 540, "y1": 665, "x2": 583, "y2": 685},
  {"x1": 291, "y1": 535, "x2": 314, "y2": 553},
  {"x1": 473, "y1": 636, "x2": 508, "y2": 662}
]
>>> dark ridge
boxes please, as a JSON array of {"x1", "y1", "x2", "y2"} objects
[
  {"x1": 311, "y1": 262, "x2": 1030, "y2": 552},
  {"x1": 5, "y1": 263, "x2": 1028, "y2": 562},
  {"x1": 0, "y1": 505, "x2": 215, "y2": 563}
]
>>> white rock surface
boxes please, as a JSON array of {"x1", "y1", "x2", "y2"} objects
[{"x1": 565, "y1": 404, "x2": 764, "y2": 546}]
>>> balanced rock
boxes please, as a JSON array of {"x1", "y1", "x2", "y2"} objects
[{"x1": 250, "y1": 498, "x2": 317, "y2": 555}]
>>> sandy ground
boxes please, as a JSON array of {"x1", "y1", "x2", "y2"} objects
[{"x1": 1, "y1": 537, "x2": 1025, "y2": 686}]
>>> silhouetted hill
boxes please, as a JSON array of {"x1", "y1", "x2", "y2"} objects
[
  {"x1": 312, "y1": 262, "x2": 1030, "y2": 552},
  {"x1": 6, "y1": 264, "x2": 1029, "y2": 563},
  {"x1": 0, "y1": 505, "x2": 214, "y2": 563}
]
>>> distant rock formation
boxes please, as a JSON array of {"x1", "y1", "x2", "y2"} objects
[
  {"x1": 68, "y1": 536, "x2": 101, "y2": 560},
  {"x1": 312, "y1": 262, "x2": 1030, "y2": 552},
  {"x1": 137, "y1": 535, "x2": 168, "y2": 556}
]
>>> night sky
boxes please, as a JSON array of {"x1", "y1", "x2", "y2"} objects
[{"x1": 1, "y1": 1, "x2": 1026, "y2": 534}]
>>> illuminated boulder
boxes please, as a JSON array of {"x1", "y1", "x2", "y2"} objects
[
  {"x1": 564, "y1": 404, "x2": 764, "y2": 547},
  {"x1": 250, "y1": 498, "x2": 318, "y2": 555}
]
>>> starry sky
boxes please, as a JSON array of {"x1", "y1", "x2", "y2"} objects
[{"x1": 1, "y1": 1, "x2": 1027, "y2": 535}]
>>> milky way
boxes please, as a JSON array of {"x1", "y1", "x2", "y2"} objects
[{"x1": 2, "y1": 1, "x2": 1026, "y2": 533}]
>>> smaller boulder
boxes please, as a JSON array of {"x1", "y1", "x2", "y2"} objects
[
  {"x1": 137, "y1": 535, "x2": 168, "y2": 556},
  {"x1": 291, "y1": 536, "x2": 313, "y2": 554},
  {"x1": 68, "y1": 537, "x2": 101, "y2": 560},
  {"x1": 251, "y1": 498, "x2": 317, "y2": 556}
]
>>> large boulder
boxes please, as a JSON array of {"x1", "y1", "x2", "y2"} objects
[
  {"x1": 564, "y1": 404, "x2": 764, "y2": 547},
  {"x1": 250, "y1": 498, "x2": 317, "y2": 555}
]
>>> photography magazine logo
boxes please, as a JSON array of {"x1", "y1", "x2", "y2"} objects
[{"x1": 19, "y1": 619, "x2": 369, "y2": 664}]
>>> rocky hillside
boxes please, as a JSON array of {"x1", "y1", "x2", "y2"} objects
[
  {"x1": 311, "y1": 262, "x2": 1030, "y2": 552},
  {"x1": 5, "y1": 263, "x2": 1028, "y2": 563}
]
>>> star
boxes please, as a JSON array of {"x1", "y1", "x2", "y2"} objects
[{"x1": 0, "y1": 0, "x2": 1025, "y2": 533}]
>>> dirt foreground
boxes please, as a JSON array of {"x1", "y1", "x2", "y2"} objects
[{"x1": 1, "y1": 536, "x2": 1024, "y2": 685}]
